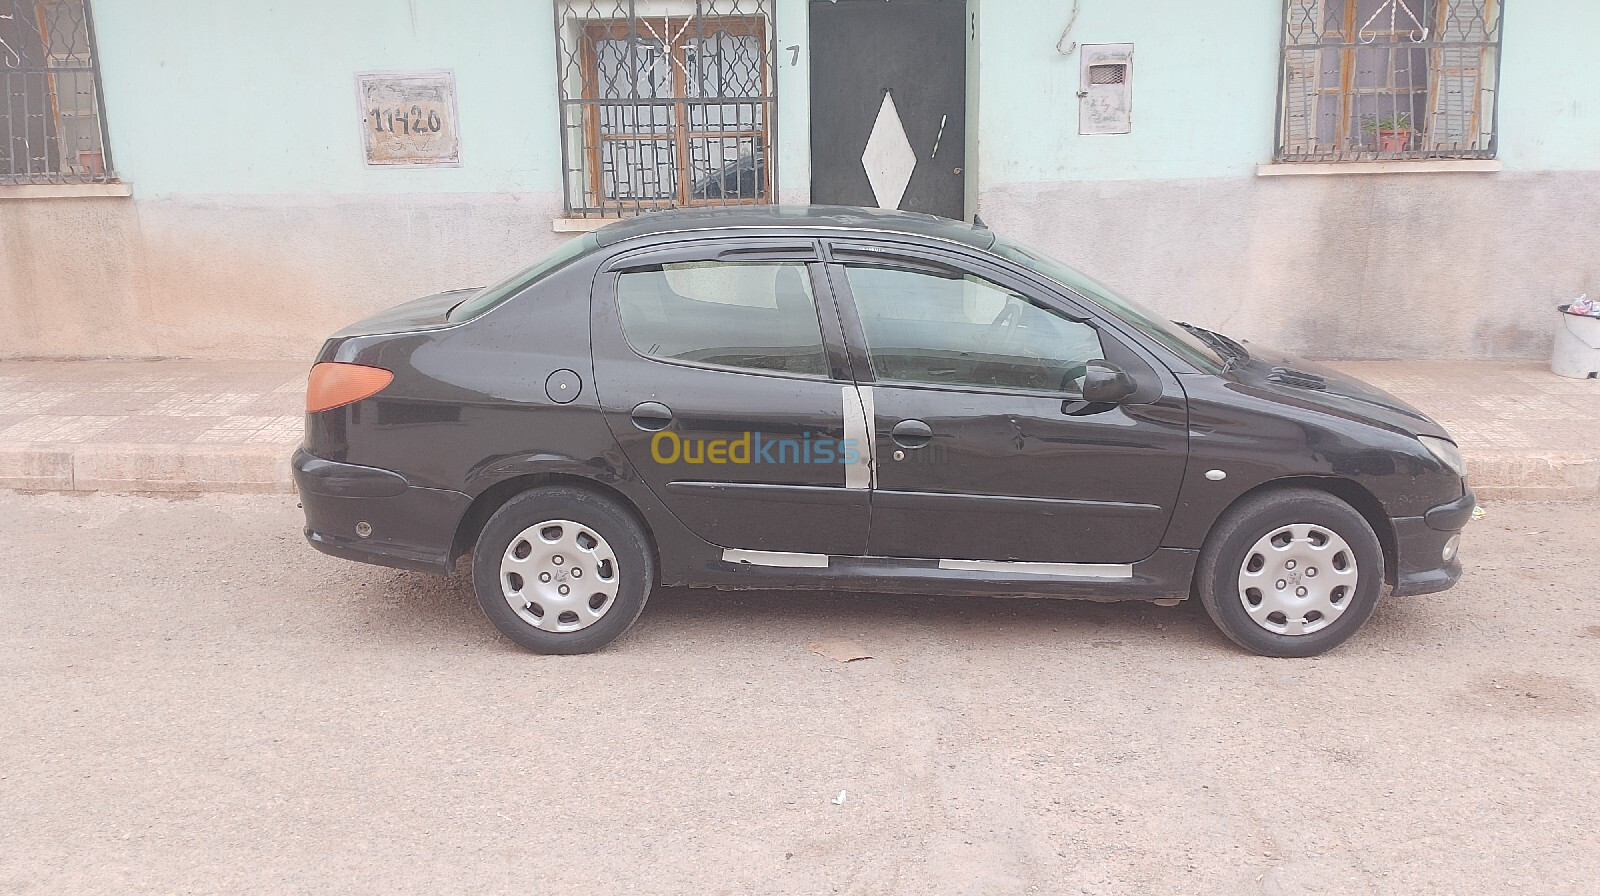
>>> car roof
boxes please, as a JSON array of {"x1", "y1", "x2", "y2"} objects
[{"x1": 590, "y1": 204, "x2": 997, "y2": 251}]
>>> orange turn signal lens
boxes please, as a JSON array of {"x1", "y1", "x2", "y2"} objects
[{"x1": 306, "y1": 362, "x2": 394, "y2": 413}]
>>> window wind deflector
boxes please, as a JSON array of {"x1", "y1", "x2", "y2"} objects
[
  {"x1": 714, "y1": 246, "x2": 817, "y2": 262},
  {"x1": 829, "y1": 248, "x2": 964, "y2": 279}
]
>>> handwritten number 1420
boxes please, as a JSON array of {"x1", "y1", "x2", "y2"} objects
[{"x1": 370, "y1": 105, "x2": 443, "y2": 135}]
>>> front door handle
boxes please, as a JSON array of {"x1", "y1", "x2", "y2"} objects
[
  {"x1": 630, "y1": 401, "x2": 673, "y2": 432},
  {"x1": 891, "y1": 418, "x2": 933, "y2": 449}
]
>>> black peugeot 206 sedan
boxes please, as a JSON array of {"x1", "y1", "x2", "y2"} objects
[{"x1": 293, "y1": 206, "x2": 1472, "y2": 658}]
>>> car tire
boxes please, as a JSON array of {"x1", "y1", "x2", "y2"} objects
[
  {"x1": 471, "y1": 486, "x2": 654, "y2": 655},
  {"x1": 1195, "y1": 488, "x2": 1384, "y2": 658}
]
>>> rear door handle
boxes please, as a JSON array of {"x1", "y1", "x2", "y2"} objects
[
  {"x1": 891, "y1": 418, "x2": 933, "y2": 449},
  {"x1": 630, "y1": 401, "x2": 673, "y2": 432}
]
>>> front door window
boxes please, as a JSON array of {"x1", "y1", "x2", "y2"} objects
[{"x1": 842, "y1": 264, "x2": 1106, "y2": 395}]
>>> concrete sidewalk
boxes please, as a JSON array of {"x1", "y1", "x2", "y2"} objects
[
  {"x1": 0, "y1": 359, "x2": 1594, "y2": 499},
  {"x1": 0, "y1": 361, "x2": 302, "y2": 493}
]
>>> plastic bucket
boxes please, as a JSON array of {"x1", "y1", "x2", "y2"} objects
[{"x1": 1551, "y1": 304, "x2": 1600, "y2": 379}]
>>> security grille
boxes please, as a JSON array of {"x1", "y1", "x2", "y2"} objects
[
  {"x1": 1, "y1": 0, "x2": 114, "y2": 183},
  {"x1": 1276, "y1": 0, "x2": 1503, "y2": 162},
  {"x1": 1088, "y1": 64, "x2": 1126, "y2": 85},
  {"x1": 553, "y1": 0, "x2": 776, "y2": 217}
]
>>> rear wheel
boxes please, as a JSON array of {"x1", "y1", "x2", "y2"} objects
[
  {"x1": 471, "y1": 487, "x2": 654, "y2": 655},
  {"x1": 1195, "y1": 488, "x2": 1384, "y2": 658}
]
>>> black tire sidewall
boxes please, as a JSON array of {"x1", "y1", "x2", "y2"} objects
[
  {"x1": 1198, "y1": 490, "x2": 1384, "y2": 658},
  {"x1": 471, "y1": 487, "x2": 654, "y2": 655}
]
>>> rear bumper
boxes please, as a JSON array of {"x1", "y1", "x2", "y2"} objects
[
  {"x1": 293, "y1": 447, "x2": 470, "y2": 574},
  {"x1": 1390, "y1": 489, "x2": 1474, "y2": 597}
]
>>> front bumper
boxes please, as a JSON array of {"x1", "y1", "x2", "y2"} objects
[
  {"x1": 293, "y1": 447, "x2": 471, "y2": 574},
  {"x1": 1390, "y1": 489, "x2": 1474, "y2": 596}
]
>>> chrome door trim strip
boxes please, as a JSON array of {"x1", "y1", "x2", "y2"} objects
[
  {"x1": 722, "y1": 549, "x2": 831, "y2": 568},
  {"x1": 859, "y1": 385, "x2": 876, "y2": 488},
  {"x1": 936, "y1": 559, "x2": 1134, "y2": 578},
  {"x1": 842, "y1": 384, "x2": 875, "y2": 490}
]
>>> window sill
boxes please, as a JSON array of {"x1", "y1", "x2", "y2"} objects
[
  {"x1": 553, "y1": 216, "x2": 628, "y2": 233},
  {"x1": 1256, "y1": 160, "x2": 1502, "y2": 177},
  {"x1": 0, "y1": 182, "x2": 133, "y2": 199}
]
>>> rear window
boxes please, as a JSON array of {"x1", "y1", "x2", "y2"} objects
[{"x1": 447, "y1": 234, "x2": 599, "y2": 322}]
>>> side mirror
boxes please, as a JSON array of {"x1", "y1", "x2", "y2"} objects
[{"x1": 1080, "y1": 360, "x2": 1137, "y2": 403}]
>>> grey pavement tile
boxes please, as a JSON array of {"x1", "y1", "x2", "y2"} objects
[
  {"x1": 43, "y1": 392, "x2": 180, "y2": 416},
  {"x1": 0, "y1": 391, "x2": 74, "y2": 415},
  {"x1": 235, "y1": 392, "x2": 305, "y2": 417},
  {"x1": 196, "y1": 416, "x2": 303, "y2": 445},
  {"x1": 0, "y1": 415, "x2": 126, "y2": 443},
  {"x1": 85, "y1": 415, "x2": 233, "y2": 444},
  {"x1": 147, "y1": 392, "x2": 260, "y2": 418}
]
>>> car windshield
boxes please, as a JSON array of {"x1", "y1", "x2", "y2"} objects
[
  {"x1": 988, "y1": 236, "x2": 1226, "y2": 372},
  {"x1": 447, "y1": 234, "x2": 599, "y2": 322}
]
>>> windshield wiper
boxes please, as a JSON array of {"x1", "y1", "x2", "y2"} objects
[{"x1": 1175, "y1": 322, "x2": 1250, "y2": 372}]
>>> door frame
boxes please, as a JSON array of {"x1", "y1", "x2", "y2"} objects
[
  {"x1": 805, "y1": 0, "x2": 975, "y2": 220},
  {"x1": 813, "y1": 235, "x2": 1190, "y2": 564},
  {"x1": 587, "y1": 233, "x2": 873, "y2": 556}
]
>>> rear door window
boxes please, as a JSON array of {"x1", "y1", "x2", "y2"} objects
[{"x1": 615, "y1": 261, "x2": 829, "y2": 377}]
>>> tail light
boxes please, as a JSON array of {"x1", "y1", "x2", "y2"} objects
[{"x1": 306, "y1": 362, "x2": 393, "y2": 413}]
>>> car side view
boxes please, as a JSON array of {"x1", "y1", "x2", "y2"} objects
[{"x1": 293, "y1": 206, "x2": 1472, "y2": 657}]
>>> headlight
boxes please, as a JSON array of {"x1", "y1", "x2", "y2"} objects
[{"x1": 1418, "y1": 436, "x2": 1464, "y2": 477}]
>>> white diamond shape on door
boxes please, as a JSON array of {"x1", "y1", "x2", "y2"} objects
[{"x1": 860, "y1": 91, "x2": 917, "y2": 210}]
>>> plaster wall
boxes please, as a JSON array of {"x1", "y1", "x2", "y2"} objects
[
  {"x1": 1, "y1": 193, "x2": 566, "y2": 359},
  {"x1": 981, "y1": 170, "x2": 1600, "y2": 359}
]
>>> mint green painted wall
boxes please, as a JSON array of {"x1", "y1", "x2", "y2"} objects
[
  {"x1": 773, "y1": 0, "x2": 810, "y2": 196},
  {"x1": 90, "y1": 0, "x2": 810, "y2": 199},
  {"x1": 91, "y1": 0, "x2": 561, "y2": 196},
  {"x1": 1495, "y1": 0, "x2": 1600, "y2": 171},
  {"x1": 973, "y1": 0, "x2": 1600, "y2": 186},
  {"x1": 86, "y1": 0, "x2": 1600, "y2": 198},
  {"x1": 975, "y1": 0, "x2": 1281, "y2": 183}
]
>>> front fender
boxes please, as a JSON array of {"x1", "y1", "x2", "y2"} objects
[{"x1": 1163, "y1": 374, "x2": 1463, "y2": 550}]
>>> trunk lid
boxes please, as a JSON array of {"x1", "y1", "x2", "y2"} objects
[{"x1": 328, "y1": 288, "x2": 478, "y2": 339}]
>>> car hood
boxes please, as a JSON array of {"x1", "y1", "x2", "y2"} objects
[
  {"x1": 1227, "y1": 344, "x2": 1451, "y2": 439},
  {"x1": 329, "y1": 288, "x2": 478, "y2": 338}
]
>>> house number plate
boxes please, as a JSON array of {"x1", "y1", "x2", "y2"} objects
[{"x1": 356, "y1": 70, "x2": 461, "y2": 167}]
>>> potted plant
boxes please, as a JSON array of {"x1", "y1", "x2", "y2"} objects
[
  {"x1": 1361, "y1": 113, "x2": 1413, "y2": 154},
  {"x1": 76, "y1": 150, "x2": 105, "y2": 176}
]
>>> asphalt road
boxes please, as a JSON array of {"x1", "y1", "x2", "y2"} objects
[{"x1": 3, "y1": 491, "x2": 1598, "y2": 895}]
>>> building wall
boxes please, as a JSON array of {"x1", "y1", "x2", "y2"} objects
[
  {"x1": 2, "y1": 0, "x2": 819, "y2": 360},
  {"x1": 2, "y1": 0, "x2": 1597, "y2": 360},
  {"x1": 968, "y1": 0, "x2": 1600, "y2": 358}
]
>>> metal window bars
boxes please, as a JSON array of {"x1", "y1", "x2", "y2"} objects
[
  {"x1": 1275, "y1": 0, "x2": 1503, "y2": 162},
  {"x1": 1, "y1": 0, "x2": 114, "y2": 183},
  {"x1": 553, "y1": 0, "x2": 776, "y2": 217}
]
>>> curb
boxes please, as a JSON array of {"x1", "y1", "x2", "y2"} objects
[
  {"x1": 0, "y1": 443, "x2": 1595, "y2": 501},
  {"x1": 1463, "y1": 450, "x2": 1600, "y2": 502},
  {"x1": 0, "y1": 442, "x2": 296, "y2": 494}
]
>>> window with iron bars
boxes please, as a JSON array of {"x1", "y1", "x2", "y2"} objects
[
  {"x1": 1276, "y1": 0, "x2": 1503, "y2": 162},
  {"x1": 553, "y1": 0, "x2": 775, "y2": 217},
  {"x1": 1, "y1": 0, "x2": 113, "y2": 184}
]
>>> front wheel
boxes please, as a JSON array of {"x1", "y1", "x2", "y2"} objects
[
  {"x1": 1195, "y1": 489, "x2": 1385, "y2": 658},
  {"x1": 471, "y1": 486, "x2": 655, "y2": 655}
]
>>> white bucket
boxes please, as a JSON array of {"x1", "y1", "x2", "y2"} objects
[{"x1": 1551, "y1": 304, "x2": 1600, "y2": 379}]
